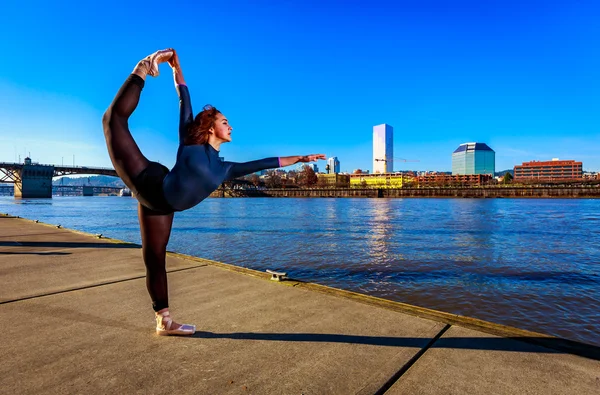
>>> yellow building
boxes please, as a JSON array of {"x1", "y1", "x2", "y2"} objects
[{"x1": 349, "y1": 173, "x2": 414, "y2": 188}]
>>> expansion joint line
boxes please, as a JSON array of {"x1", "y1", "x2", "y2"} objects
[
  {"x1": 375, "y1": 324, "x2": 451, "y2": 395},
  {"x1": 0, "y1": 264, "x2": 208, "y2": 305}
]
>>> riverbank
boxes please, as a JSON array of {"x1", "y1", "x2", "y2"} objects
[
  {"x1": 212, "y1": 186, "x2": 600, "y2": 198},
  {"x1": 1, "y1": 214, "x2": 599, "y2": 394},
  {"x1": 2, "y1": 196, "x2": 599, "y2": 347}
]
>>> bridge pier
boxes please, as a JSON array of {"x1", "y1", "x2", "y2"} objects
[
  {"x1": 82, "y1": 186, "x2": 94, "y2": 196},
  {"x1": 14, "y1": 164, "x2": 55, "y2": 199}
]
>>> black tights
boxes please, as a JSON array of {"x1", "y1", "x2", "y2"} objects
[{"x1": 102, "y1": 74, "x2": 173, "y2": 312}]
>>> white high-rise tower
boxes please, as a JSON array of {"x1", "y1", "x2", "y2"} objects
[{"x1": 373, "y1": 124, "x2": 393, "y2": 173}]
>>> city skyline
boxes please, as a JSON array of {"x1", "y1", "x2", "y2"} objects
[
  {"x1": 5, "y1": 140, "x2": 598, "y2": 176},
  {"x1": 1, "y1": 1, "x2": 599, "y2": 173}
]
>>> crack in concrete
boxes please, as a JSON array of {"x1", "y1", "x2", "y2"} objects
[{"x1": 0, "y1": 264, "x2": 209, "y2": 305}]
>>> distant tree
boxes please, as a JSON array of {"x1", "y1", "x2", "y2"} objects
[
  {"x1": 360, "y1": 180, "x2": 368, "y2": 188},
  {"x1": 502, "y1": 172, "x2": 513, "y2": 184},
  {"x1": 308, "y1": 168, "x2": 319, "y2": 186},
  {"x1": 298, "y1": 165, "x2": 318, "y2": 187},
  {"x1": 297, "y1": 167, "x2": 307, "y2": 186},
  {"x1": 265, "y1": 172, "x2": 282, "y2": 188},
  {"x1": 250, "y1": 174, "x2": 261, "y2": 187},
  {"x1": 317, "y1": 177, "x2": 328, "y2": 188},
  {"x1": 353, "y1": 169, "x2": 363, "y2": 174},
  {"x1": 287, "y1": 170, "x2": 298, "y2": 185}
]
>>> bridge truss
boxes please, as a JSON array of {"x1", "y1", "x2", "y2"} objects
[{"x1": 0, "y1": 162, "x2": 118, "y2": 183}]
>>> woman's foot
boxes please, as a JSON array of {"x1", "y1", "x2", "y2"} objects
[
  {"x1": 155, "y1": 308, "x2": 195, "y2": 336},
  {"x1": 147, "y1": 49, "x2": 174, "y2": 77},
  {"x1": 132, "y1": 49, "x2": 174, "y2": 79}
]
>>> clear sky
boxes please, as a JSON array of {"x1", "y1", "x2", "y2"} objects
[{"x1": 1, "y1": 0, "x2": 598, "y2": 173}]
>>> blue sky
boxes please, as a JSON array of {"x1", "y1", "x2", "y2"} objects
[{"x1": 1, "y1": 0, "x2": 598, "y2": 173}]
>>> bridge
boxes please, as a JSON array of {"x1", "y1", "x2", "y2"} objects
[
  {"x1": 0, "y1": 161, "x2": 117, "y2": 181},
  {"x1": 0, "y1": 158, "x2": 252, "y2": 198},
  {"x1": 0, "y1": 159, "x2": 119, "y2": 198}
]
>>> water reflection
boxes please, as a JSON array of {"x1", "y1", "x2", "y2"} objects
[{"x1": 364, "y1": 199, "x2": 395, "y2": 266}]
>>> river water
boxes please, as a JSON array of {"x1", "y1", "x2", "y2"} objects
[{"x1": 1, "y1": 196, "x2": 599, "y2": 346}]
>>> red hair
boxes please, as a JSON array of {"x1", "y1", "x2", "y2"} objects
[{"x1": 185, "y1": 104, "x2": 220, "y2": 145}]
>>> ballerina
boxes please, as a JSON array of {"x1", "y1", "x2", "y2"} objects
[{"x1": 102, "y1": 48, "x2": 325, "y2": 335}]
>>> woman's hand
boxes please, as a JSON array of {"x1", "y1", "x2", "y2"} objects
[
  {"x1": 297, "y1": 154, "x2": 326, "y2": 163},
  {"x1": 168, "y1": 49, "x2": 181, "y2": 70}
]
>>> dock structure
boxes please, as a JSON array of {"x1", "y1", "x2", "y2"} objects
[{"x1": 1, "y1": 214, "x2": 598, "y2": 394}]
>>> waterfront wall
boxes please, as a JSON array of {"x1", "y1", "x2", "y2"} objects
[{"x1": 211, "y1": 187, "x2": 600, "y2": 199}]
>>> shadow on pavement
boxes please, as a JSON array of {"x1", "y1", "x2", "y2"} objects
[{"x1": 191, "y1": 331, "x2": 600, "y2": 361}]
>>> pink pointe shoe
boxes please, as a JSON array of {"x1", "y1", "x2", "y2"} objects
[
  {"x1": 155, "y1": 310, "x2": 195, "y2": 336},
  {"x1": 146, "y1": 49, "x2": 174, "y2": 77},
  {"x1": 132, "y1": 49, "x2": 174, "y2": 78}
]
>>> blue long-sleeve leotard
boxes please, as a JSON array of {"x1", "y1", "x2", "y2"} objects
[{"x1": 162, "y1": 84, "x2": 280, "y2": 211}]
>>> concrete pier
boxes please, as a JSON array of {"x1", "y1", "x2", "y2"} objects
[
  {"x1": 1, "y1": 214, "x2": 599, "y2": 394},
  {"x1": 82, "y1": 185, "x2": 94, "y2": 196},
  {"x1": 13, "y1": 163, "x2": 54, "y2": 198}
]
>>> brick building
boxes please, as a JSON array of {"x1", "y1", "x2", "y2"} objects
[
  {"x1": 514, "y1": 159, "x2": 583, "y2": 180},
  {"x1": 416, "y1": 174, "x2": 493, "y2": 187}
]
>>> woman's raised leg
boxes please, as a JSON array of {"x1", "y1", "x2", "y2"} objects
[{"x1": 101, "y1": 50, "x2": 174, "y2": 190}]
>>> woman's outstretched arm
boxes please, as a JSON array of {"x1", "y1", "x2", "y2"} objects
[
  {"x1": 224, "y1": 154, "x2": 325, "y2": 180},
  {"x1": 169, "y1": 51, "x2": 194, "y2": 145},
  {"x1": 279, "y1": 154, "x2": 326, "y2": 167}
]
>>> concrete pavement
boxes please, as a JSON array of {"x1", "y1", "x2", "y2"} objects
[{"x1": 1, "y1": 214, "x2": 598, "y2": 394}]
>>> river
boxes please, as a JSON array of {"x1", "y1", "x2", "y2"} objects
[{"x1": 1, "y1": 196, "x2": 598, "y2": 346}]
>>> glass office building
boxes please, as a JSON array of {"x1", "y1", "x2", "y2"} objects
[
  {"x1": 452, "y1": 143, "x2": 495, "y2": 175},
  {"x1": 327, "y1": 157, "x2": 340, "y2": 174}
]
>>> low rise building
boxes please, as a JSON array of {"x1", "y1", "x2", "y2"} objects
[
  {"x1": 317, "y1": 173, "x2": 350, "y2": 188},
  {"x1": 349, "y1": 173, "x2": 413, "y2": 188},
  {"x1": 514, "y1": 159, "x2": 583, "y2": 180},
  {"x1": 416, "y1": 174, "x2": 493, "y2": 187}
]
